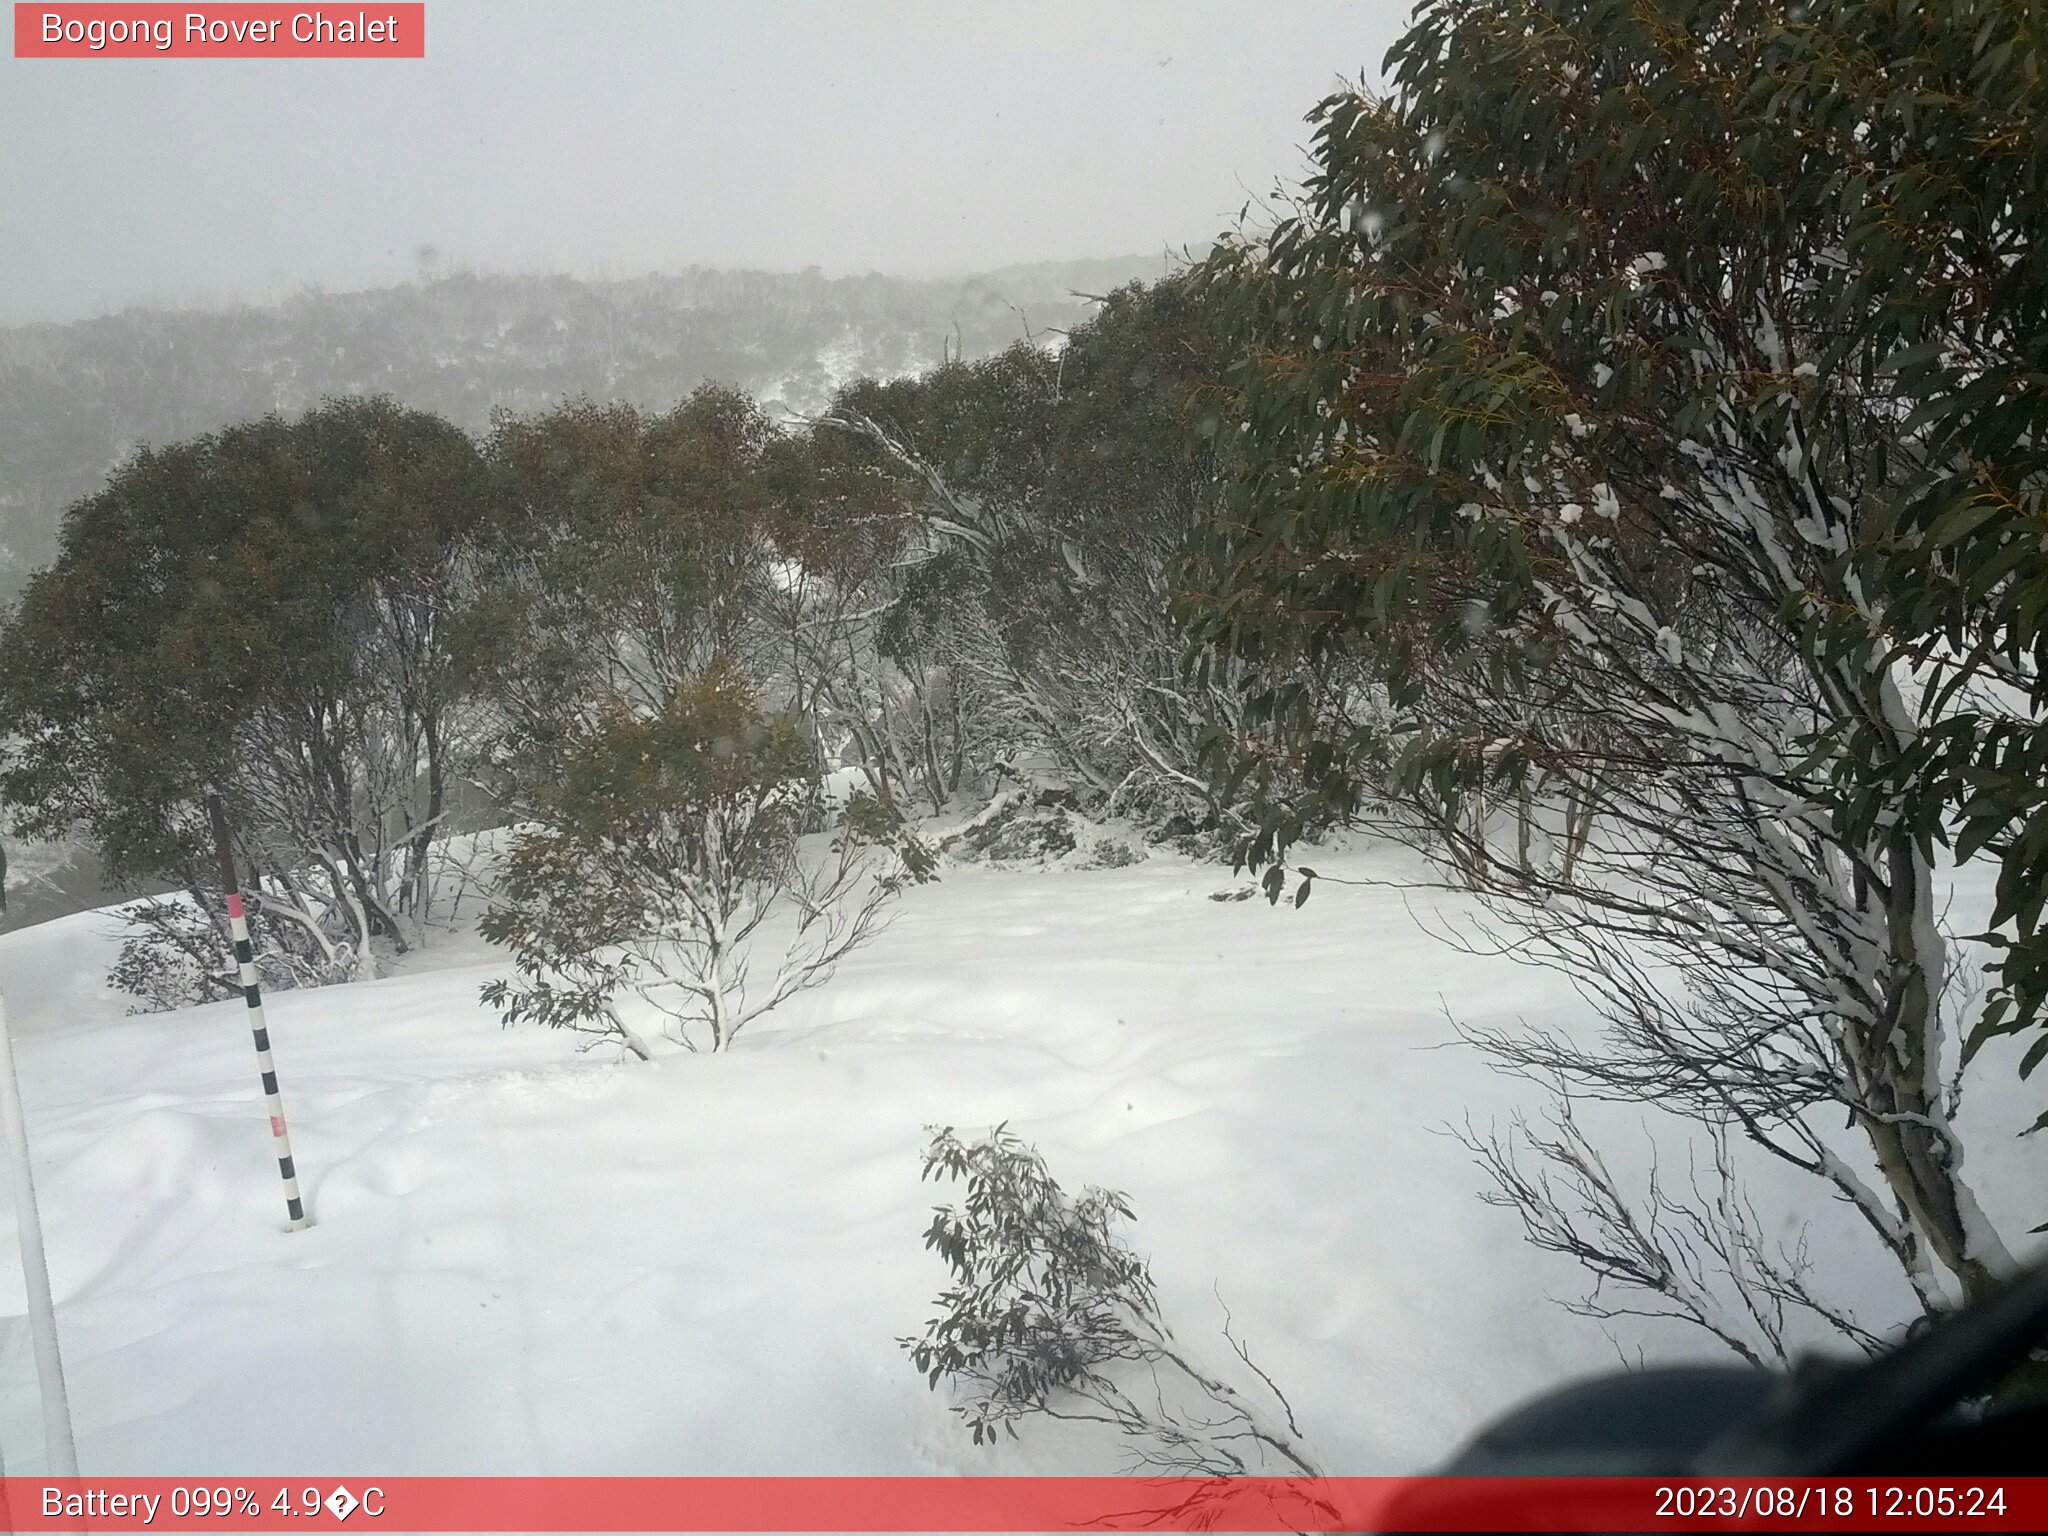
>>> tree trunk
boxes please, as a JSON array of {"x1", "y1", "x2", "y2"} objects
[{"x1": 1859, "y1": 836, "x2": 2010, "y2": 1309}]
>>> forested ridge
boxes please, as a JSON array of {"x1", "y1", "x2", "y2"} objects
[{"x1": 0, "y1": 256, "x2": 1162, "y2": 603}]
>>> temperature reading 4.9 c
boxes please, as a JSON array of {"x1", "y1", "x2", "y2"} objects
[
  {"x1": 147, "y1": 1484, "x2": 386, "y2": 1521},
  {"x1": 277, "y1": 1485, "x2": 383, "y2": 1520}
]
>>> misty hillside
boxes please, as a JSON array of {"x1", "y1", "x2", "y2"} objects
[{"x1": 0, "y1": 255, "x2": 1164, "y2": 600}]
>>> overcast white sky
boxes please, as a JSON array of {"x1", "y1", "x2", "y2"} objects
[{"x1": 0, "y1": 1, "x2": 1408, "y2": 324}]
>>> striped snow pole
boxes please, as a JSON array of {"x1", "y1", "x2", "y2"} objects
[{"x1": 205, "y1": 794, "x2": 312, "y2": 1231}]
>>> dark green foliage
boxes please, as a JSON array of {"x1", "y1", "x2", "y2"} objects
[
  {"x1": 902, "y1": 1125, "x2": 1325, "y2": 1476},
  {"x1": 480, "y1": 669, "x2": 805, "y2": 1045},
  {"x1": 1187, "y1": 0, "x2": 2048, "y2": 1102},
  {"x1": 0, "y1": 396, "x2": 489, "y2": 998},
  {"x1": 822, "y1": 278, "x2": 1241, "y2": 808},
  {"x1": 904, "y1": 1125, "x2": 1158, "y2": 1445},
  {"x1": 478, "y1": 666, "x2": 931, "y2": 1054},
  {"x1": 1762, "y1": 5, "x2": 2048, "y2": 1097},
  {"x1": 456, "y1": 385, "x2": 942, "y2": 1054},
  {"x1": 1, "y1": 396, "x2": 481, "y2": 844},
  {"x1": 463, "y1": 387, "x2": 773, "y2": 793}
]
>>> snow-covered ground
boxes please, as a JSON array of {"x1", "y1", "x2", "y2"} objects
[{"x1": 0, "y1": 835, "x2": 2041, "y2": 1476}]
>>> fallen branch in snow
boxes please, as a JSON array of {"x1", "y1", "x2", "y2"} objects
[{"x1": 903, "y1": 1125, "x2": 1326, "y2": 1496}]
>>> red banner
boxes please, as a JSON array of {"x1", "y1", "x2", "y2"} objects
[
  {"x1": 0, "y1": 1476, "x2": 2043, "y2": 1532},
  {"x1": 13, "y1": 4, "x2": 424, "y2": 57}
]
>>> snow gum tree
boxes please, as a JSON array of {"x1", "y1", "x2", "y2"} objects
[
  {"x1": 1757, "y1": 5, "x2": 2048, "y2": 1118},
  {"x1": 469, "y1": 389, "x2": 932, "y2": 1055},
  {"x1": 0, "y1": 397, "x2": 488, "y2": 1005},
  {"x1": 464, "y1": 388, "x2": 774, "y2": 772},
  {"x1": 816, "y1": 280, "x2": 1250, "y2": 821},
  {"x1": 1186, "y1": 0, "x2": 2047, "y2": 1373},
  {"x1": 751, "y1": 418, "x2": 986, "y2": 814}
]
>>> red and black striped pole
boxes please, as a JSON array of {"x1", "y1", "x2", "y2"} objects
[{"x1": 206, "y1": 793, "x2": 313, "y2": 1231}]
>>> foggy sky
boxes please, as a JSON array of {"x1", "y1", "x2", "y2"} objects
[{"x1": 0, "y1": 1, "x2": 1407, "y2": 325}]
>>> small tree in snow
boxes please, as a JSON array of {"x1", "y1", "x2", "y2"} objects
[
  {"x1": 480, "y1": 668, "x2": 932, "y2": 1056},
  {"x1": 905, "y1": 1125, "x2": 1323, "y2": 1481}
]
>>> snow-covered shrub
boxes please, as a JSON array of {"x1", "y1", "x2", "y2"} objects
[
  {"x1": 109, "y1": 901, "x2": 233, "y2": 1014},
  {"x1": 480, "y1": 670, "x2": 933, "y2": 1056},
  {"x1": 1142, "y1": 808, "x2": 1236, "y2": 862},
  {"x1": 752, "y1": 444, "x2": 996, "y2": 816},
  {"x1": 905, "y1": 1125, "x2": 1321, "y2": 1477},
  {"x1": 940, "y1": 788, "x2": 1081, "y2": 865},
  {"x1": 0, "y1": 832, "x2": 117, "y2": 934},
  {"x1": 110, "y1": 889, "x2": 368, "y2": 1014},
  {"x1": 1083, "y1": 837, "x2": 1142, "y2": 869},
  {"x1": 938, "y1": 782, "x2": 1164, "y2": 870},
  {"x1": 815, "y1": 279, "x2": 1259, "y2": 830}
]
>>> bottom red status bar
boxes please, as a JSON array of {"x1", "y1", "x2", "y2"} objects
[{"x1": 2, "y1": 1476, "x2": 2042, "y2": 1532}]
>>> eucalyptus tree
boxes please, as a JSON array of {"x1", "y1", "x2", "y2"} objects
[
  {"x1": 1187, "y1": 0, "x2": 2047, "y2": 1367},
  {"x1": 0, "y1": 396, "x2": 487, "y2": 1004},
  {"x1": 820, "y1": 278, "x2": 1246, "y2": 819},
  {"x1": 467, "y1": 387, "x2": 933, "y2": 1057}
]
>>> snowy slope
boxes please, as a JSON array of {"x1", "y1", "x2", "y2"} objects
[{"x1": 0, "y1": 838, "x2": 2041, "y2": 1477}]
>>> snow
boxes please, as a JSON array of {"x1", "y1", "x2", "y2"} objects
[{"x1": 0, "y1": 837, "x2": 2041, "y2": 1477}]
